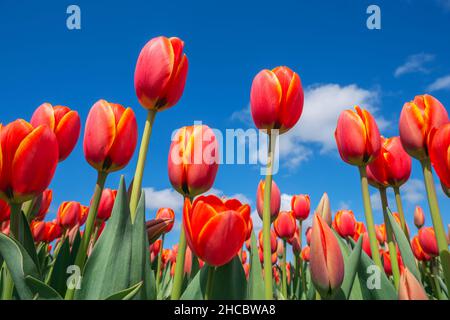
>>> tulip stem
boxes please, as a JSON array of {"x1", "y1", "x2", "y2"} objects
[
  {"x1": 64, "y1": 171, "x2": 107, "y2": 300},
  {"x1": 129, "y1": 109, "x2": 157, "y2": 222},
  {"x1": 430, "y1": 258, "x2": 445, "y2": 300},
  {"x1": 297, "y1": 220, "x2": 305, "y2": 298},
  {"x1": 9, "y1": 202, "x2": 24, "y2": 244},
  {"x1": 358, "y1": 166, "x2": 383, "y2": 270},
  {"x1": 262, "y1": 133, "x2": 276, "y2": 300},
  {"x1": 393, "y1": 187, "x2": 409, "y2": 240},
  {"x1": 205, "y1": 266, "x2": 216, "y2": 300},
  {"x1": 155, "y1": 234, "x2": 165, "y2": 296},
  {"x1": 281, "y1": 239, "x2": 287, "y2": 298},
  {"x1": 21, "y1": 197, "x2": 36, "y2": 222},
  {"x1": 420, "y1": 159, "x2": 450, "y2": 291},
  {"x1": 379, "y1": 188, "x2": 401, "y2": 289}
]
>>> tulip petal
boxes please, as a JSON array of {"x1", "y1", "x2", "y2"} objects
[
  {"x1": 335, "y1": 109, "x2": 367, "y2": 165},
  {"x1": 55, "y1": 110, "x2": 81, "y2": 161},
  {"x1": 30, "y1": 103, "x2": 55, "y2": 131}
]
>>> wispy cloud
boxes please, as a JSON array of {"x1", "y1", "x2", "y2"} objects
[
  {"x1": 394, "y1": 53, "x2": 435, "y2": 77},
  {"x1": 143, "y1": 187, "x2": 184, "y2": 213},
  {"x1": 401, "y1": 179, "x2": 425, "y2": 204},
  {"x1": 427, "y1": 75, "x2": 450, "y2": 92},
  {"x1": 436, "y1": 0, "x2": 450, "y2": 10}
]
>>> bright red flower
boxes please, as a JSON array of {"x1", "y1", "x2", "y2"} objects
[
  {"x1": 256, "y1": 179, "x2": 281, "y2": 221},
  {"x1": 274, "y1": 210, "x2": 297, "y2": 240},
  {"x1": 155, "y1": 207, "x2": 175, "y2": 233},
  {"x1": 418, "y1": 227, "x2": 439, "y2": 257},
  {"x1": 332, "y1": 210, "x2": 356, "y2": 238},
  {"x1": 56, "y1": 201, "x2": 81, "y2": 230},
  {"x1": 382, "y1": 248, "x2": 404, "y2": 276},
  {"x1": 258, "y1": 228, "x2": 278, "y2": 254},
  {"x1": 291, "y1": 194, "x2": 310, "y2": 221},
  {"x1": 30, "y1": 220, "x2": 46, "y2": 243},
  {"x1": 411, "y1": 235, "x2": 431, "y2": 262},
  {"x1": 429, "y1": 123, "x2": 450, "y2": 194},
  {"x1": 43, "y1": 221, "x2": 62, "y2": 243},
  {"x1": 79, "y1": 205, "x2": 89, "y2": 226},
  {"x1": 95, "y1": 188, "x2": 117, "y2": 221}
]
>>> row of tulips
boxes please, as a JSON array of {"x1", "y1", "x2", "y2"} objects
[{"x1": 0, "y1": 34, "x2": 448, "y2": 300}]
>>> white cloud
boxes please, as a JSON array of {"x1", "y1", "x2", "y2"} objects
[
  {"x1": 338, "y1": 201, "x2": 351, "y2": 210},
  {"x1": 143, "y1": 187, "x2": 184, "y2": 214},
  {"x1": 394, "y1": 53, "x2": 435, "y2": 77},
  {"x1": 427, "y1": 75, "x2": 450, "y2": 92},
  {"x1": 280, "y1": 193, "x2": 293, "y2": 211},
  {"x1": 401, "y1": 179, "x2": 425, "y2": 204},
  {"x1": 370, "y1": 192, "x2": 382, "y2": 211}
]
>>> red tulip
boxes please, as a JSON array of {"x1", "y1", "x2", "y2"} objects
[
  {"x1": 83, "y1": 100, "x2": 138, "y2": 173},
  {"x1": 353, "y1": 221, "x2": 366, "y2": 241},
  {"x1": 398, "y1": 268, "x2": 428, "y2": 300},
  {"x1": 362, "y1": 232, "x2": 372, "y2": 257},
  {"x1": 155, "y1": 207, "x2": 175, "y2": 233},
  {"x1": 241, "y1": 250, "x2": 248, "y2": 265},
  {"x1": 411, "y1": 235, "x2": 431, "y2": 262},
  {"x1": 414, "y1": 206, "x2": 425, "y2": 229},
  {"x1": 367, "y1": 136, "x2": 411, "y2": 187},
  {"x1": 418, "y1": 227, "x2": 439, "y2": 257},
  {"x1": 429, "y1": 123, "x2": 450, "y2": 194},
  {"x1": 289, "y1": 229, "x2": 301, "y2": 255},
  {"x1": 43, "y1": 221, "x2": 61, "y2": 243},
  {"x1": 79, "y1": 205, "x2": 89, "y2": 226},
  {"x1": 274, "y1": 210, "x2": 297, "y2": 240},
  {"x1": 183, "y1": 195, "x2": 251, "y2": 267},
  {"x1": 250, "y1": 66, "x2": 304, "y2": 134},
  {"x1": 134, "y1": 36, "x2": 188, "y2": 111},
  {"x1": 301, "y1": 246, "x2": 310, "y2": 262},
  {"x1": 0, "y1": 120, "x2": 59, "y2": 203},
  {"x1": 276, "y1": 239, "x2": 284, "y2": 257},
  {"x1": 95, "y1": 188, "x2": 117, "y2": 221},
  {"x1": 34, "y1": 189, "x2": 52, "y2": 221},
  {"x1": 243, "y1": 262, "x2": 250, "y2": 280},
  {"x1": 151, "y1": 239, "x2": 162, "y2": 257},
  {"x1": 258, "y1": 229, "x2": 278, "y2": 254},
  {"x1": 168, "y1": 125, "x2": 219, "y2": 197},
  {"x1": 382, "y1": 248, "x2": 404, "y2": 276},
  {"x1": 0, "y1": 199, "x2": 10, "y2": 222},
  {"x1": 291, "y1": 194, "x2": 310, "y2": 221},
  {"x1": 56, "y1": 201, "x2": 81, "y2": 230},
  {"x1": 31, "y1": 103, "x2": 81, "y2": 161},
  {"x1": 30, "y1": 220, "x2": 46, "y2": 242},
  {"x1": 310, "y1": 214, "x2": 344, "y2": 297},
  {"x1": 332, "y1": 210, "x2": 356, "y2": 238},
  {"x1": 375, "y1": 224, "x2": 386, "y2": 244},
  {"x1": 335, "y1": 106, "x2": 381, "y2": 166},
  {"x1": 399, "y1": 94, "x2": 448, "y2": 160},
  {"x1": 256, "y1": 180, "x2": 281, "y2": 221},
  {"x1": 305, "y1": 226, "x2": 312, "y2": 245}
]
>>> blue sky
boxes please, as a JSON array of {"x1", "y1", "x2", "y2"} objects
[{"x1": 1, "y1": 0, "x2": 450, "y2": 250}]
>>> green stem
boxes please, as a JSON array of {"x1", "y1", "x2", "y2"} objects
[
  {"x1": 420, "y1": 158, "x2": 450, "y2": 291},
  {"x1": 379, "y1": 188, "x2": 401, "y2": 289},
  {"x1": 393, "y1": 187, "x2": 410, "y2": 240},
  {"x1": 431, "y1": 258, "x2": 444, "y2": 300},
  {"x1": 358, "y1": 165, "x2": 383, "y2": 269},
  {"x1": 64, "y1": 171, "x2": 107, "y2": 300},
  {"x1": 21, "y1": 197, "x2": 36, "y2": 222},
  {"x1": 129, "y1": 109, "x2": 157, "y2": 222},
  {"x1": 9, "y1": 202, "x2": 23, "y2": 243},
  {"x1": 262, "y1": 133, "x2": 275, "y2": 300},
  {"x1": 297, "y1": 220, "x2": 305, "y2": 297},
  {"x1": 281, "y1": 239, "x2": 287, "y2": 298},
  {"x1": 155, "y1": 234, "x2": 165, "y2": 295},
  {"x1": 204, "y1": 266, "x2": 216, "y2": 300}
]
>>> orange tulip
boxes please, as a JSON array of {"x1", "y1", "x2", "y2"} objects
[
  {"x1": 332, "y1": 210, "x2": 356, "y2": 238},
  {"x1": 411, "y1": 235, "x2": 431, "y2": 262},
  {"x1": 43, "y1": 221, "x2": 61, "y2": 243},
  {"x1": 258, "y1": 229, "x2": 278, "y2": 254},
  {"x1": 335, "y1": 106, "x2": 381, "y2": 166},
  {"x1": 134, "y1": 36, "x2": 188, "y2": 111},
  {"x1": 418, "y1": 227, "x2": 439, "y2": 257},
  {"x1": 95, "y1": 188, "x2": 117, "y2": 221},
  {"x1": 353, "y1": 221, "x2": 366, "y2": 241},
  {"x1": 83, "y1": 100, "x2": 138, "y2": 173},
  {"x1": 291, "y1": 194, "x2": 310, "y2": 221},
  {"x1": 274, "y1": 210, "x2": 297, "y2": 240},
  {"x1": 414, "y1": 206, "x2": 425, "y2": 229},
  {"x1": 375, "y1": 224, "x2": 386, "y2": 244},
  {"x1": 34, "y1": 189, "x2": 52, "y2": 221},
  {"x1": 31, "y1": 103, "x2": 81, "y2": 161},
  {"x1": 305, "y1": 226, "x2": 312, "y2": 245},
  {"x1": 150, "y1": 239, "x2": 162, "y2": 257},
  {"x1": 429, "y1": 123, "x2": 450, "y2": 194},
  {"x1": 168, "y1": 125, "x2": 219, "y2": 197},
  {"x1": 79, "y1": 205, "x2": 89, "y2": 226},
  {"x1": 250, "y1": 66, "x2": 304, "y2": 134},
  {"x1": 241, "y1": 250, "x2": 248, "y2": 264},
  {"x1": 256, "y1": 180, "x2": 281, "y2": 221},
  {"x1": 155, "y1": 207, "x2": 175, "y2": 233},
  {"x1": 398, "y1": 268, "x2": 428, "y2": 300},
  {"x1": 0, "y1": 199, "x2": 10, "y2": 222},
  {"x1": 310, "y1": 214, "x2": 344, "y2": 297},
  {"x1": 0, "y1": 120, "x2": 59, "y2": 203},
  {"x1": 362, "y1": 232, "x2": 372, "y2": 257},
  {"x1": 30, "y1": 220, "x2": 46, "y2": 242},
  {"x1": 56, "y1": 201, "x2": 81, "y2": 230},
  {"x1": 301, "y1": 246, "x2": 310, "y2": 262},
  {"x1": 399, "y1": 94, "x2": 448, "y2": 160},
  {"x1": 183, "y1": 195, "x2": 251, "y2": 267}
]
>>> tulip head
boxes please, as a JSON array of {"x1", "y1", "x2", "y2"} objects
[
  {"x1": 134, "y1": 36, "x2": 188, "y2": 111},
  {"x1": 361, "y1": 232, "x2": 372, "y2": 257},
  {"x1": 305, "y1": 226, "x2": 312, "y2": 245},
  {"x1": 301, "y1": 246, "x2": 310, "y2": 262},
  {"x1": 79, "y1": 205, "x2": 89, "y2": 226},
  {"x1": 399, "y1": 94, "x2": 448, "y2": 160},
  {"x1": 30, "y1": 220, "x2": 46, "y2": 243},
  {"x1": 56, "y1": 201, "x2": 81, "y2": 230},
  {"x1": 310, "y1": 214, "x2": 345, "y2": 297},
  {"x1": 418, "y1": 227, "x2": 439, "y2": 257},
  {"x1": 335, "y1": 106, "x2": 381, "y2": 166},
  {"x1": 83, "y1": 100, "x2": 138, "y2": 173},
  {"x1": 31, "y1": 103, "x2": 81, "y2": 161},
  {"x1": 34, "y1": 189, "x2": 53, "y2": 221},
  {"x1": 256, "y1": 179, "x2": 281, "y2": 222},
  {"x1": 183, "y1": 195, "x2": 251, "y2": 267},
  {"x1": 353, "y1": 221, "x2": 366, "y2": 241},
  {"x1": 250, "y1": 66, "x2": 304, "y2": 135},
  {"x1": 375, "y1": 224, "x2": 386, "y2": 245},
  {"x1": 314, "y1": 193, "x2": 332, "y2": 226},
  {"x1": 274, "y1": 210, "x2": 297, "y2": 240},
  {"x1": 398, "y1": 268, "x2": 428, "y2": 300},
  {"x1": 291, "y1": 194, "x2": 310, "y2": 221},
  {"x1": 96, "y1": 188, "x2": 117, "y2": 221},
  {"x1": 429, "y1": 123, "x2": 450, "y2": 193},
  {"x1": 258, "y1": 228, "x2": 278, "y2": 254},
  {"x1": 43, "y1": 221, "x2": 62, "y2": 243},
  {"x1": 168, "y1": 125, "x2": 219, "y2": 198},
  {"x1": 332, "y1": 210, "x2": 356, "y2": 238},
  {"x1": 382, "y1": 248, "x2": 404, "y2": 276},
  {"x1": 146, "y1": 218, "x2": 175, "y2": 244},
  {"x1": 155, "y1": 207, "x2": 175, "y2": 233},
  {"x1": 413, "y1": 206, "x2": 425, "y2": 229},
  {"x1": 411, "y1": 236, "x2": 431, "y2": 262}
]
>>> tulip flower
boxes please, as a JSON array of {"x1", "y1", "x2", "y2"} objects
[
  {"x1": 56, "y1": 201, "x2": 81, "y2": 231},
  {"x1": 398, "y1": 268, "x2": 428, "y2": 300},
  {"x1": 30, "y1": 220, "x2": 46, "y2": 243},
  {"x1": 276, "y1": 239, "x2": 284, "y2": 257},
  {"x1": 291, "y1": 194, "x2": 310, "y2": 221},
  {"x1": 310, "y1": 214, "x2": 344, "y2": 298},
  {"x1": 243, "y1": 263, "x2": 250, "y2": 280},
  {"x1": 43, "y1": 221, "x2": 62, "y2": 243},
  {"x1": 375, "y1": 224, "x2": 386, "y2": 244},
  {"x1": 0, "y1": 199, "x2": 10, "y2": 222},
  {"x1": 305, "y1": 227, "x2": 312, "y2": 245},
  {"x1": 274, "y1": 211, "x2": 297, "y2": 240},
  {"x1": 241, "y1": 250, "x2": 248, "y2": 265},
  {"x1": 361, "y1": 232, "x2": 372, "y2": 257},
  {"x1": 155, "y1": 207, "x2": 175, "y2": 292},
  {"x1": 301, "y1": 246, "x2": 310, "y2": 262},
  {"x1": 414, "y1": 206, "x2": 425, "y2": 229},
  {"x1": 418, "y1": 227, "x2": 439, "y2": 257},
  {"x1": 382, "y1": 248, "x2": 404, "y2": 276},
  {"x1": 95, "y1": 189, "x2": 117, "y2": 221},
  {"x1": 353, "y1": 221, "x2": 366, "y2": 241},
  {"x1": 289, "y1": 229, "x2": 301, "y2": 256},
  {"x1": 146, "y1": 218, "x2": 175, "y2": 244},
  {"x1": 33, "y1": 189, "x2": 52, "y2": 221},
  {"x1": 429, "y1": 123, "x2": 450, "y2": 195},
  {"x1": 79, "y1": 205, "x2": 89, "y2": 226},
  {"x1": 256, "y1": 180, "x2": 281, "y2": 221},
  {"x1": 411, "y1": 236, "x2": 431, "y2": 262},
  {"x1": 332, "y1": 210, "x2": 356, "y2": 238},
  {"x1": 31, "y1": 103, "x2": 81, "y2": 161},
  {"x1": 258, "y1": 229, "x2": 278, "y2": 254},
  {"x1": 314, "y1": 193, "x2": 332, "y2": 226}
]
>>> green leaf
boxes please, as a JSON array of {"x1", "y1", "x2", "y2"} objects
[
  {"x1": 180, "y1": 266, "x2": 207, "y2": 300},
  {"x1": 48, "y1": 237, "x2": 71, "y2": 296},
  {"x1": 19, "y1": 211, "x2": 41, "y2": 277},
  {"x1": 157, "y1": 264, "x2": 173, "y2": 300},
  {"x1": 386, "y1": 208, "x2": 421, "y2": 282},
  {"x1": 105, "y1": 281, "x2": 143, "y2": 300},
  {"x1": 0, "y1": 233, "x2": 41, "y2": 299},
  {"x1": 25, "y1": 276, "x2": 62, "y2": 300},
  {"x1": 210, "y1": 256, "x2": 247, "y2": 299},
  {"x1": 247, "y1": 231, "x2": 264, "y2": 299},
  {"x1": 190, "y1": 254, "x2": 200, "y2": 281},
  {"x1": 305, "y1": 266, "x2": 316, "y2": 300},
  {"x1": 335, "y1": 236, "x2": 362, "y2": 299}
]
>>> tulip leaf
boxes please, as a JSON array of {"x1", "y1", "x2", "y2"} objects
[
  {"x1": 105, "y1": 281, "x2": 143, "y2": 300},
  {"x1": 247, "y1": 231, "x2": 264, "y2": 299},
  {"x1": 19, "y1": 211, "x2": 42, "y2": 276},
  {"x1": 0, "y1": 232, "x2": 41, "y2": 299},
  {"x1": 48, "y1": 237, "x2": 71, "y2": 296},
  {"x1": 211, "y1": 256, "x2": 247, "y2": 299},
  {"x1": 190, "y1": 254, "x2": 200, "y2": 281},
  {"x1": 386, "y1": 208, "x2": 421, "y2": 282},
  {"x1": 157, "y1": 264, "x2": 172, "y2": 300},
  {"x1": 306, "y1": 266, "x2": 316, "y2": 300},
  {"x1": 25, "y1": 276, "x2": 63, "y2": 300},
  {"x1": 180, "y1": 265, "x2": 208, "y2": 300},
  {"x1": 336, "y1": 236, "x2": 362, "y2": 299}
]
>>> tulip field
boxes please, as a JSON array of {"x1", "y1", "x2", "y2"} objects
[{"x1": 1, "y1": 29, "x2": 450, "y2": 303}]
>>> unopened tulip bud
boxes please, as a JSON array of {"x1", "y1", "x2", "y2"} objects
[
  {"x1": 291, "y1": 194, "x2": 310, "y2": 221},
  {"x1": 414, "y1": 206, "x2": 425, "y2": 229},
  {"x1": 155, "y1": 208, "x2": 175, "y2": 233},
  {"x1": 398, "y1": 268, "x2": 428, "y2": 300},
  {"x1": 305, "y1": 227, "x2": 312, "y2": 245},
  {"x1": 332, "y1": 210, "x2": 356, "y2": 238},
  {"x1": 256, "y1": 180, "x2": 281, "y2": 221},
  {"x1": 301, "y1": 246, "x2": 310, "y2": 262},
  {"x1": 274, "y1": 210, "x2": 297, "y2": 240},
  {"x1": 314, "y1": 193, "x2": 332, "y2": 226},
  {"x1": 56, "y1": 201, "x2": 81, "y2": 230},
  {"x1": 95, "y1": 189, "x2": 117, "y2": 221},
  {"x1": 146, "y1": 218, "x2": 175, "y2": 244}
]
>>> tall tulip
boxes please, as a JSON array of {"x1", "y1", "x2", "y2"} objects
[
  {"x1": 332, "y1": 210, "x2": 356, "y2": 238},
  {"x1": 399, "y1": 94, "x2": 450, "y2": 289},
  {"x1": 258, "y1": 229, "x2": 278, "y2": 254},
  {"x1": 398, "y1": 268, "x2": 428, "y2": 300},
  {"x1": 414, "y1": 206, "x2": 425, "y2": 229},
  {"x1": 291, "y1": 194, "x2": 310, "y2": 221},
  {"x1": 256, "y1": 180, "x2": 281, "y2": 222},
  {"x1": 95, "y1": 189, "x2": 117, "y2": 221},
  {"x1": 335, "y1": 106, "x2": 382, "y2": 269},
  {"x1": 411, "y1": 236, "x2": 431, "y2": 262}
]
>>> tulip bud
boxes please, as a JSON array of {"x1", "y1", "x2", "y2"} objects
[
  {"x1": 134, "y1": 36, "x2": 188, "y2": 111},
  {"x1": 258, "y1": 229, "x2": 278, "y2": 254},
  {"x1": 335, "y1": 106, "x2": 381, "y2": 166},
  {"x1": 155, "y1": 208, "x2": 175, "y2": 233},
  {"x1": 398, "y1": 268, "x2": 428, "y2": 300},
  {"x1": 310, "y1": 214, "x2": 344, "y2": 297},
  {"x1": 314, "y1": 193, "x2": 332, "y2": 226},
  {"x1": 0, "y1": 199, "x2": 10, "y2": 223},
  {"x1": 56, "y1": 201, "x2": 81, "y2": 230},
  {"x1": 95, "y1": 189, "x2": 117, "y2": 221},
  {"x1": 146, "y1": 218, "x2": 175, "y2": 244},
  {"x1": 418, "y1": 227, "x2": 439, "y2": 257},
  {"x1": 353, "y1": 221, "x2": 366, "y2": 241},
  {"x1": 256, "y1": 180, "x2": 281, "y2": 222},
  {"x1": 276, "y1": 239, "x2": 284, "y2": 257},
  {"x1": 79, "y1": 205, "x2": 89, "y2": 226},
  {"x1": 83, "y1": 100, "x2": 138, "y2": 173},
  {"x1": 399, "y1": 94, "x2": 448, "y2": 160},
  {"x1": 30, "y1": 220, "x2": 46, "y2": 243},
  {"x1": 289, "y1": 229, "x2": 301, "y2": 255},
  {"x1": 301, "y1": 246, "x2": 310, "y2": 262},
  {"x1": 305, "y1": 227, "x2": 312, "y2": 245},
  {"x1": 429, "y1": 123, "x2": 450, "y2": 193},
  {"x1": 291, "y1": 194, "x2": 310, "y2": 221},
  {"x1": 250, "y1": 66, "x2": 304, "y2": 135},
  {"x1": 375, "y1": 224, "x2": 386, "y2": 244},
  {"x1": 414, "y1": 206, "x2": 425, "y2": 229},
  {"x1": 332, "y1": 210, "x2": 356, "y2": 238},
  {"x1": 274, "y1": 210, "x2": 297, "y2": 240}
]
